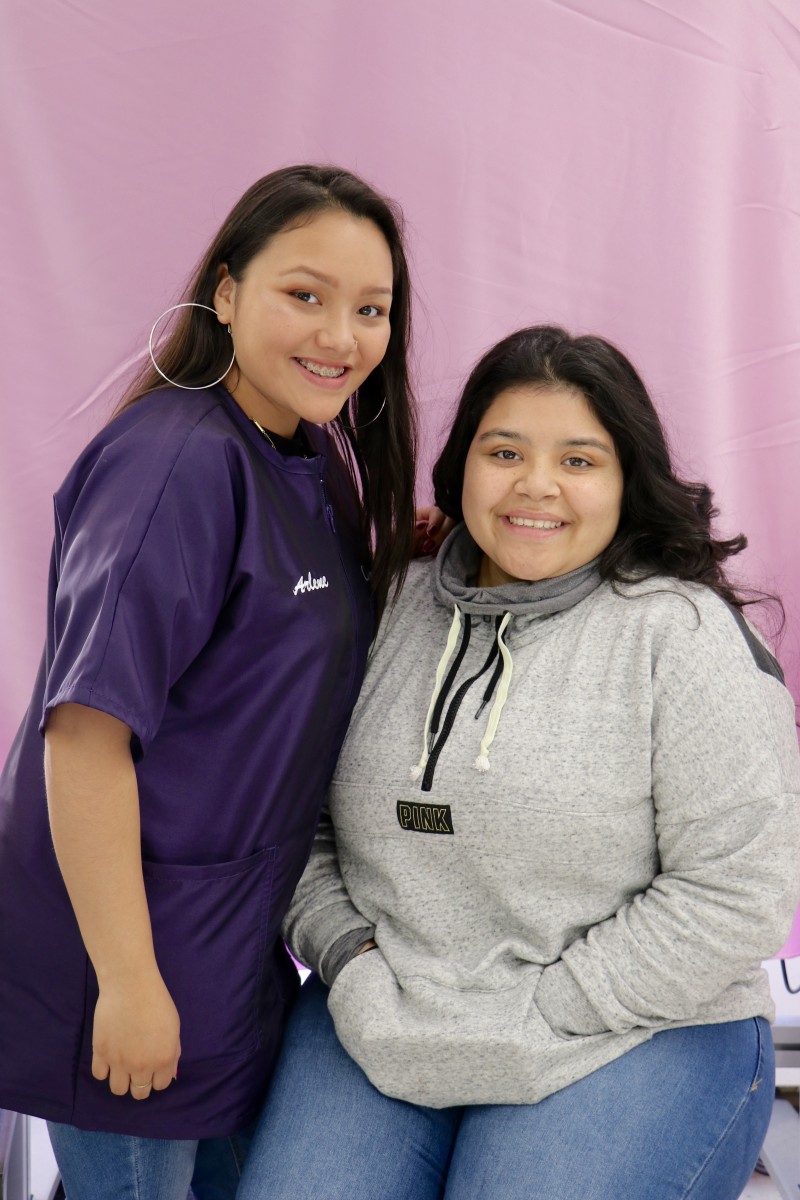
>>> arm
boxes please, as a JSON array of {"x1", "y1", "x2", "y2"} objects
[
  {"x1": 536, "y1": 597, "x2": 800, "y2": 1036},
  {"x1": 282, "y1": 807, "x2": 374, "y2": 986},
  {"x1": 45, "y1": 703, "x2": 180, "y2": 1098}
]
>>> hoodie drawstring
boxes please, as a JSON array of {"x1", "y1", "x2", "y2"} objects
[
  {"x1": 474, "y1": 651, "x2": 505, "y2": 719},
  {"x1": 410, "y1": 608, "x2": 467, "y2": 783},
  {"x1": 474, "y1": 613, "x2": 513, "y2": 773},
  {"x1": 411, "y1": 608, "x2": 514, "y2": 791}
]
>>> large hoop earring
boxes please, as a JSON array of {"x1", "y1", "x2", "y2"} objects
[
  {"x1": 347, "y1": 396, "x2": 386, "y2": 430},
  {"x1": 149, "y1": 302, "x2": 235, "y2": 390}
]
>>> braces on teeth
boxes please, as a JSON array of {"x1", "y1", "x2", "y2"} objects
[{"x1": 298, "y1": 359, "x2": 345, "y2": 378}]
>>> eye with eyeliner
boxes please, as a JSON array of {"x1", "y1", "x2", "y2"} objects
[{"x1": 290, "y1": 292, "x2": 385, "y2": 319}]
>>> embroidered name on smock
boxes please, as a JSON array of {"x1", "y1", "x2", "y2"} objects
[
  {"x1": 397, "y1": 801, "x2": 454, "y2": 835},
  {"x1": 293, "y1": 572, "x2": 329, "y2": 596}
]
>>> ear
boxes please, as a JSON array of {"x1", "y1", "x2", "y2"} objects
[{"x1": 213, "y1": 264, "x2": 236, "y2": 324}]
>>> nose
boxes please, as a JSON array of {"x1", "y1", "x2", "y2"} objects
[
  {"x1": 315, "y1": 308, "x2": 357, "y2": 356},
  {"x1": 514, "y1": 459, "x2": 560, "y2": 500}
]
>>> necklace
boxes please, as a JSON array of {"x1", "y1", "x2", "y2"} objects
[
  {"x1": 251, "y1": 418, "x2": 310, "y2": 459},
  {"x1": 251, "y1": 418, "x2": 276, "y2": 449}
]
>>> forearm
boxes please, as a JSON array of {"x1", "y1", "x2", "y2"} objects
[
  {"x1": 44, "y1": 702, "x2": 159, "y2": 986},
  {"x1": 537, "y1": 793, "x2": 800, "y2": 1035},
  {"x1": 282, "y1": 807, "x2": 373, "y2": 980},
  {"x1": 538, "y1": 596, "x2": 800, "y2": 1037}
]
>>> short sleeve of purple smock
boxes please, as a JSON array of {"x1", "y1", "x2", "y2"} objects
[{"x1": 40, "y1": 410, "x2": 238, "y2": 754}]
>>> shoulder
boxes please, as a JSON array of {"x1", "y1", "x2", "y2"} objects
[
  {"x1": 57, "y1": 389, "x2": 245, "y2": 507},
  {"x1": 90, "y1": 388, "x2": 238, "y2": 467},
  {"x1": 598, "y1": 576, "x2": 784, "y2": 689},
  {"x1": 595, "y1": 575, "x2": 735, "y2": 635},
  {"x1": 52, "y1": 389, "x2": 254, "y2": 560},
  {"x1": 384, "y1": 558, "x2": 437, "y2": 621},
  {"x1": 369, "y1": 559, "x2": 439, "y2": 654}
]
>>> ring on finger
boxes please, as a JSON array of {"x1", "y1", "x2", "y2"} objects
[{"x1": 131, "y1": 1082, "x2": 152, "y2": 1091}]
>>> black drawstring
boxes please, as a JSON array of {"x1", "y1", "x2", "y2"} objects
[
  {"x1": 421, "y1": 628, "x2": 501, "y2": 793},
  {"x1": 428, "y1": 614, "x2": 472, "y2": 746},
  {"x1": 474, "y1": 618, "x2": 506, "y2": 718}
]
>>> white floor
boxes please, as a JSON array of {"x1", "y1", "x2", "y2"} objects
[
  {"x1": 29, "y1": 1117, "x2": 60, "y2": 1200},
  {"x1": 739, "y1": 1171, "x2": 784, "y2": 1198}
]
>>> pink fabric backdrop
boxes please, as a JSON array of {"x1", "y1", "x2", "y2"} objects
[{"x1": 2, "y1": 1, "x2": 798, "y2": 761}]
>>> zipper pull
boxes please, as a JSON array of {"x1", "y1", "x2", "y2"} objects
[{"x1": 320, "y1": 478, "x2": 336, "y2": 531}]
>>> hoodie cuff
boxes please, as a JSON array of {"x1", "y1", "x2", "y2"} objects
[
  {"x1": 320, "y1": 927, "x2": 376, "y2": 988},
  {"x1": 535, "y1": 961, "x2": 608, "y2": 1036}
]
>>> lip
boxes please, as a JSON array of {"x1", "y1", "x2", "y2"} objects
[
  {"x1": 499, "y1": 512, "x2": 569, "y2": 538},
  {"x1": 504, "y1": 510, "x2": 565, "y2": 523},
  {"x1": 292, "y1": 357, "x2": 352, "y2": 389}
]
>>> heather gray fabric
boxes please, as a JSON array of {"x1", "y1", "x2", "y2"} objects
[
  {"x1": 284, "y1": 525, "x2": 800, "y2": 1108},
  {"x1": 431, "y1": 525, "x2": 602, "y2": 617}
]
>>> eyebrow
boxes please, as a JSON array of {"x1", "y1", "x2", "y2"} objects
[
  {"x1": 561, "y1": 437, "x2": 615, "y2": 454},
  {"x1": 477, "y1": 428, "x2": 529, "y2": 444},
  {"x1": 476, "y1": 429, "x2": 614, "y2": 454},
  {"x1": 279, "y1": 266, "x2": 393, "y2": 296}
]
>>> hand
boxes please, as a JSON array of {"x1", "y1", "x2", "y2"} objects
[
  {"x1": 413, "y1": 506, "x2": 454, "y2": 558},
  {"x1": 91, "y1": 971, "x2": 181, "y2": 1101},
  {"x1": 355, "y1": 939, "x2": 377, "y2": 955}
]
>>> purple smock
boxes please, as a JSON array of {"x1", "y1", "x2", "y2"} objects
[{"x1": 0, "y1": 386, "x2": 373, "y2": 1138}]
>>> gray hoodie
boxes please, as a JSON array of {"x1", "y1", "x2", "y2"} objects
[{"x1": 284, "y1": 526, "x2": 800, "y2": 1107}]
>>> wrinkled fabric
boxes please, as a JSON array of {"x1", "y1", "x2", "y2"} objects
[
  {"x1": 0, "y1": 385, "x2": 373, "y2": 1137},
  {"x1": 284, "y1": 549, "x2": 800, "y2": 1107},
  {"x1": 433, "y1": 525, "x2": 602, "y2": 616}
]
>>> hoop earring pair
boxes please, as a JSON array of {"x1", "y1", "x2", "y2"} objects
[
  {"x1": 149, "y1": 302, "x2": 388, "y2": 426},
  {"x1": 149, "y1": 302, "x2": 234, "y2": 389}
]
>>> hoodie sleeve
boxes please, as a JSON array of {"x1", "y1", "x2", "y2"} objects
[
  {"x1": 536, "y1": 592, "x2": 800, "y2": 1037},
  {"x1": 282, "y1": 807, "x2": 374, "y2": 986}
]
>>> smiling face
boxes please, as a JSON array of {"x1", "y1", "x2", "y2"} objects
[
  {"x1": 461, "y1": 384, "x2": 624, "y2": 586},
  {"x1": 213, "y1": 209, "x2": 394, "y2": 436}
]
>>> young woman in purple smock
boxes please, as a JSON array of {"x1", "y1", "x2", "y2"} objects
[{"x1": 0, "y1": 164, "x2": 419, "y2": 1199}]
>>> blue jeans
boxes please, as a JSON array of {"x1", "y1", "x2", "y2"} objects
[
  {"x1": 237, "y1": 975, "x2": 774, "y2": 1200},
  {"x1": 46, "y1": 1123, "x2": 250, "y2": 1199}
]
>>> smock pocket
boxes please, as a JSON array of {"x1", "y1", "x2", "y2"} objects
[{"x1": 141, "y1": 846, "x2": 278, "y2": 1063}]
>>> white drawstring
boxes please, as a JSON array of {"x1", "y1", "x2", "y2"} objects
[
  {"x1": 410, "y1": 607, "x2": 463, "y2": 782},
  {"x1": 475, "y1": 613, "x2": 513, "y2": 773}
]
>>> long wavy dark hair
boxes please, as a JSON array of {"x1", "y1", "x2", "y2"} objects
[
  {"x1": 433, "y1": 325, "x2": 764, "y2": 611},
  {"x1": 117, "y1": 164, "x2": 417, "y2": 618}
]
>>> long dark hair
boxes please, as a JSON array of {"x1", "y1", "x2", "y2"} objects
[
  {"x1": 433, "y1": 325, "x2": 758, "y2": 610},
  {"x1": 118, "y1": 164, "x2": 417, "y2": 618}
]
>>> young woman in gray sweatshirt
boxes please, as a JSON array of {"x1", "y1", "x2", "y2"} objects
[{"x1": 238, "y1": 326, "x2": 800, "y2": 1200}]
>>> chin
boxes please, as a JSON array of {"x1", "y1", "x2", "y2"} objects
[
  {"x1": 497, "y1": 558, "x2": 552, "y2": 584},
  {"x1": 297, "y1": 401, "x2": 349, "y2": 426},
  {"x1": 516, "y1": 571, "x2": 556, "y2": 584}
]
